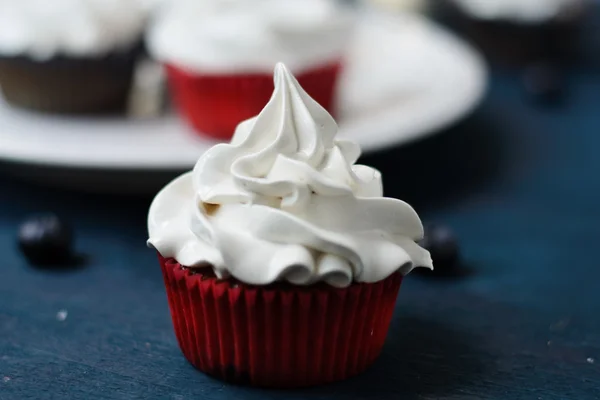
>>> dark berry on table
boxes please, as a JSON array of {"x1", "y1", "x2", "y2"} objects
[
  {"x1": 418, "y1": 224, "x2": 460, "y2": 275},
  {"x1": 522, "y1": 62, "x2": 566, "y2": 105},
  {"x1": 18, "y1": 214, "x2": 74, "y2": 266}
]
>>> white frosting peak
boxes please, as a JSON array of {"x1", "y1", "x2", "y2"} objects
[
  {"x1": 147, "y1": 0, "x2": 355, "y2": 73},
  {"x1": 0, "y1": 0, "x2": 148, "y2": 59},
  {"x1": 148, "y1": 63, "x2": 432, "y2": 287}
]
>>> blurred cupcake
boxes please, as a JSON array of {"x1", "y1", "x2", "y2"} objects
[
  {"x1": 147, "y1": 63, "x2": 432, "y2": 388},
  {"x1": 147, "y1": 0, "x2": 355, "y2": 140},
  {"x1": 0, "y1": 0, "x2": 149, "y2": 114},
  {"x1": 437, "y1": 0, "x2": 588, "y2": 66}
]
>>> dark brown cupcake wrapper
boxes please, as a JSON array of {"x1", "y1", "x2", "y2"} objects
[{"x1": 0, "y1": 45, "x2": 143, "y2": 114}]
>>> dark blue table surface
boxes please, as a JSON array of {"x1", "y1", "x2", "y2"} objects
[{"x1": 2, "y1": 21, "x2": 600, "y2": 400}]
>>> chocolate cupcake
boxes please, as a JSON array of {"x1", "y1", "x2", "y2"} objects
[
  {"x1": 436, "y1": 0, "x2": 588, "y2": 66},
  {"x1": 0, "y1": 0, "x2": 149, "y2": 114}
]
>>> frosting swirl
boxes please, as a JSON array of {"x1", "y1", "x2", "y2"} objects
[
  {"x1": 148, "y1": 63, "x2": 432, "y2": 287},
  {"x1": 146, "y1": 0, "x2": 355, "y2": 73},
  {"x1": 0, "y1": 0, "x2": 148, "y2": 60}
]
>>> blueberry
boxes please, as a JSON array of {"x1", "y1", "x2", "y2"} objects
[
  {"x1": 417, "y1": 224, "x2": 460, "y2": 275},
  {"x1": 522, "y1": 62, "x2": 566, "y2": 105},
  {"x1": 18, "y1": 214, "x2": 74, "y2": 266}
]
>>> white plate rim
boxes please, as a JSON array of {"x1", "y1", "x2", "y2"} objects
[{"x1": 0, "y1": 13, "x2": 487, "y2": 171}]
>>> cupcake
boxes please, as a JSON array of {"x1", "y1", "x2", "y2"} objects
[
  {"x1": 437, "y1": 0, "x2": 588, "y2": 66},
  {"x1": 147, "y1": 0, "x2": 355, "y2": 140},
  {"x1": 0, "y1": 0, "x2": 148, "y2": 114},
  {"x1": 147, "y1": 63, "x2": 433, "y2": 388}
]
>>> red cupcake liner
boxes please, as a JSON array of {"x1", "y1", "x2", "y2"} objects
[
  {"x1": 165, "y1": 62, "x2": 342, "y2": 140},
  {"x1": 159, "y1": 254, "x2": 403, "y2": 388}
]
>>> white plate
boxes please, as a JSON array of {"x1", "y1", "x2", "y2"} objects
[{"x1": 0, "y1": 13, "x2": 487, "y2": 192}]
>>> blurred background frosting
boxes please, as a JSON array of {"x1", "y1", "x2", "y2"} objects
[
  {"x1": 147, "y1": 0, "x2": 356, "y2": 73},
  {"x1": 0, "y1": 0, "x2": 148, "y2": 60},
  {"x1": 448, "y1": 0, "x2": 585, "y2": 22}
]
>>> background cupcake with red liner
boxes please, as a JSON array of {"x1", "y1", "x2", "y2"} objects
[
  {"x1": 147, "y1": 63, "x2": 432, "y2": 388},
  {"x1": 146, "y1": 0, "x2": 356, "y2": 140},
  {"x1": 0, "y1": 0, "x2": 149, "y2": 114}
]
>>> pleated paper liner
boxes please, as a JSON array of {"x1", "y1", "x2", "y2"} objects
[
  {"x1": 159, "y1": 254, "x2": 403, "y2": 388},
  {"x1": 164, "y1": 62, "x2": 342, "y2": 141},
  {"x1": 0, "y1": 47, "x2": 141, "y2": 114}
]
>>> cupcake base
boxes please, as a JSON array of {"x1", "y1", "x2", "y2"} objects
[
  {"x1": 159, "y1": 255, "x2": 402, "y2": 388},
  {"x1": 165, "y1": 62, "x2": 342, "y2": 140},
  {"x1": 0, "y1": 49, "x2": 140, "y2": 114},
  {"x1": 435, "y1": 1, "x2": 586, "y2": 67}
]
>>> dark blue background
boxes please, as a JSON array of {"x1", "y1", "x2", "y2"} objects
[{"x1": 2, "y1": 16, "x2": 600, "y2": 400}]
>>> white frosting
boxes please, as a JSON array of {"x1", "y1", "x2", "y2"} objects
[
  {"x1": 450, "y1": 0, "x2": 582, "y2": 23},
  {"x1": 148, "y1": 63, "x2": 432, "y2": 287},
  {"x1": 0, "y1": 0, "x2": 149, "y2": 60},
  {"x1": 147, "y1": 0, "x2": 356, "y2": 73}
]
